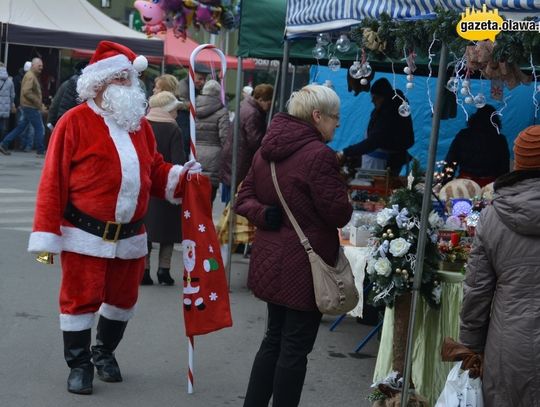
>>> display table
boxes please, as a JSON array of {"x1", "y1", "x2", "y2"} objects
[
  {"x1": 342, "y1": 245, "x2": 370, "y2": 318},
  {"x1": 372, "y1": 270, "x2": 465, "y2": 406}
]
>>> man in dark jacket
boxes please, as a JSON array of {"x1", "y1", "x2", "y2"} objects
[
  {"x1": 338, "y1": 78, "x2": 414, "y2": 175},
  {"x1": 47, "y1": 61, "x2": 88, "y2": 129}
]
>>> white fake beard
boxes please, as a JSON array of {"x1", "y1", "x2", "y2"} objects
[{"x1": 101, "y1": 83, "x2": 147, "y2": 132}]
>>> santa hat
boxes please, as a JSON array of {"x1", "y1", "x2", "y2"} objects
[{"x1": 81, "y1": 41, "x2": 147, "y2": 83}]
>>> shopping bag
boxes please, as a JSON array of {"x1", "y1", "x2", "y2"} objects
[
  {"x1": 216, "y1": 202, "x2": 255, "y2": 245},
  {"x1": 435, "y1": 362, "x2": 483, "y2": 407}
]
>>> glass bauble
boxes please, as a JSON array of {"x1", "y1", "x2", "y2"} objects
[
  {"x1": 474, "y1": 93, "x2": 486, "y2": 108},
  {"x1": 316, "y1": 32, "x2": 331, "y2": 46},
  {"x1": 360, "y1": 78, "x2": 368, "y2": 85},
  {"x1": 349, "y1": 61, "x2": 363, "y2": 79},
  {"x1": 312, "y1": 45, "x2": 326, "y2": 60},
  {"x1": 398, "y1": 102, "x2": 411, "y2": 117},
  {"x1": 361, "y1": 62, "x2": 372, "y2": 77},
  {"x1": 460, "y1": 87, "x2": 469, "y2": 96},
  {"x1": 403, "y1": 66, "x2": 411, "y2": 75},
  {"x1": 406, "y1": 82, "x2": 414, "y2": 90},
  {"x1": 464, "y1": 96, "x2": 474, "y2": 104},
  {"x1": 446, "y1": 77, "x2": 458, "y2": 92},
  {"x1": 335, "y1": 34, "x2": 351, "y2": 53},
  {"x1": 328, "y1": 57, "x2": 341, "y2": 71}
]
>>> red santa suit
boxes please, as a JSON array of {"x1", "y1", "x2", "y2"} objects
[{"x1": 28, "y1": 99, "x2": 186, "y2": 331}]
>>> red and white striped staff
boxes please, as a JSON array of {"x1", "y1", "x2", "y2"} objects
[
  {"x1": 186, "y1": 44, "x2": 227, "y2": 394},
  {"x1": 188, "y1": 44, "x2": 227, "y2": 161}
]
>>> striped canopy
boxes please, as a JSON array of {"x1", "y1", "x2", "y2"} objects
[{"x1": 286, "y1": 0, "x2": 540, "y2": 37}]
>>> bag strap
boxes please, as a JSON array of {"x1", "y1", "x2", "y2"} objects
[{"x1": 270, "y1": 161, "x2": 313, "y2": 253}]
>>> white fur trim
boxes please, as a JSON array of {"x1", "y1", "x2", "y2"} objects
[
  {"x1": 60, "y1": 226, "x2": 148, "y2": 259},
  {"x1": 28, "y1": 232, "x2": 62, "y2": 254},
  {"x1": 103, "y1": 117, "x2": 141, "y2": 223},
  {"x1": 99, "y1": 303, "x2": 136, "y2": 322},
  {"x1": 133, "y1": 55, "x2": 148, "y2": 72},
  {"x1": 165, "y1": 165, "x2": 183, "y2": 205},
  {"x1": 60, "y1": 313, "x2": 96, "y2": 331},
  {"x1": 82, "y1": 54, "x2": 132, "y2": 80}
]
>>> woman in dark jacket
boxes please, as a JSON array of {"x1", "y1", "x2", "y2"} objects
[
  {"x1": 142, "y1": 91, "x2": 186, "y2": 285},
  {"x1": 220, "y1": 83, "x2": 273, "y2": 202},
  {"x1": 338, "y1": 78, "x2": 414, "y2": 175},
  {"x1": 235, "y1": 84, "x2": 352, "y2": 407},
  {"x1": 460, "y1": 125, "x2": 540, "y2": 406},
  {"x1": 445, "y1": 104, "x2": 510, "y2": 187}
]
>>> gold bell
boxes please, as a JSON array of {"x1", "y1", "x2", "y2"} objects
[{"x1": 36, "y1": 251, "x2": 54, "y2": 265}]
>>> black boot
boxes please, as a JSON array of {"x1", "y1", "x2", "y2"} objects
[
  {"x1": 63, "y1": 329, "x2": 94, "y2": 395},
  {"x1": 91, "y1": 316, "x2": 127, "y2": 382},
  {"x1": 140, "y1": 269, "x2": 153, "y2": 285},
  {"x1": 156, "y1": 268, "x2": 174, "y2": 285},
  {"x1": 271, "y1": 366, "x2": 307, "y2": 407}
]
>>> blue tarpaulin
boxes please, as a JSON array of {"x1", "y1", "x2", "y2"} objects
[{"x1": 311, "y1": 66, "x2": 538, "y2": 168}]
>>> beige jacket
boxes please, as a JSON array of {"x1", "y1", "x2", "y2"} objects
[
  {"x1": 460, "y1": 172, "x2": 540, "y2": 406},
  {"x1": 20, "y1": 70, "x2": 42, "y2": 109}
]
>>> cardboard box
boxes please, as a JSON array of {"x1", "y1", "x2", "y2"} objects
[{"x1": 349, "y1": 226, "x2": 371, "y2": 247}]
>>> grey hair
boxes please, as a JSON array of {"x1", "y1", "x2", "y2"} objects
[
  {"x1": 201, "y1": 79, "x2": 221, "y2": 97},
  {"x1": 287, "y1": 84, "x2": 340, "y2": 122}
]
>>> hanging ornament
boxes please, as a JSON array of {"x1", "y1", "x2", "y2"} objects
[
  {"x1": 460, "y1": 87, "x2": 469, "y2": 96},
  {"x1": 462, "y1": 80, "x2": 470, "y2": 88},
  {"x1": 328, "y1": 56, "x2": 341, "y2": 72},
  {"x1": 336, "y1": 34, "x2": 351, "y2": 53},
  {"x1": 474, "y1": 93, "x2": 487, "y2": 108},
  {"x1": 446, "y1": 77, "x2": 458, "y2": 93},
  {"x1": 406, "y1": 82, "x2": 414, "y2": 90},
  {"x1": 398, "y1": 102, "x2": 411, "y2": 117},
  {"x1": 349, "y1": 61, "x2": 363, "y2": 79},
  {"x1": 361, "y1": 62, "x2": 373, "y2": 77},
  {"x1": 403, "y1": 66, "x2": 411, "y2": 75},
  {"x1": 464, "y1": 96, "x2": 474, "y2": 104},
  {"x1": 361, "y1": 78, "x2": 368, "y2": 85},
  {"x1": 316, "y1": 32, "x2": 331, "y2": 46},
  {"x1": 406, "y1": 74, "x2": 414, "y2": 81},
  {"x1": 312, "y1": 45, "x2": 326, "y2": 60}
]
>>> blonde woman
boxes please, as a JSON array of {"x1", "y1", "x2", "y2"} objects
[
  {"x1": 235, "y1": 85, "x2": 352, "y2": 407},
  {"x1": 142, "y1": 91, "x2": 186, "y2": 285}
]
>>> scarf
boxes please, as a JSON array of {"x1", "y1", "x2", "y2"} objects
[{"x1": 145, "y1": 107, "x2": 176, "y2": 123}]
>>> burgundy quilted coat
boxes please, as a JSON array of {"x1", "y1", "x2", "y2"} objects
[{"x1": 235, "y1": 113, "x2": 352, "y2": 311}]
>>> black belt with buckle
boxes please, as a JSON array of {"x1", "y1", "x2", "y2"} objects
[{"x1": 64, "y1": 202, "x2": 144, "y2": 242}]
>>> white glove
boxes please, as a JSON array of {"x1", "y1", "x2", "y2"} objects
[{"x1": 183, "y1": 159, "x2": 202, "y2": 174}]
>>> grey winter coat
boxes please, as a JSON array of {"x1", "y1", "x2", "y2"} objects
[
  {"x1": 195, "y1": 93, "x2": 229, "y2": 186},
  {"x1": 0, "y1": 67, "x2": 15, "y2": 118},
  {"x1": 460, "y1": 171, "x2": 540, "y2": 407}
]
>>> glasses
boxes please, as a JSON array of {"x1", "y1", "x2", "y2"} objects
[{"x1": 108, "y1": 70, "x2": 131, "y2": 82}]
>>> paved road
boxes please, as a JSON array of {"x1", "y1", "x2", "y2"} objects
[{"x1": 0, "y1": 152, "x2": 379, "y2": 407}]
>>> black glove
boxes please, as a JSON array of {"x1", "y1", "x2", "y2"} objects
[{"x1": 264, "y1": 206, "x2": 282, "y2": 230}]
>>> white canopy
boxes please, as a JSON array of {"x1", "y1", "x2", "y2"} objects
[{"x1": 0, "y1": 0, "x2": 163, "y2": 56}]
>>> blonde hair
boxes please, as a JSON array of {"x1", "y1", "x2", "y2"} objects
[
  {"x1": 287, "y1": 84, "x2": 340, "y2": 122},
  {"x1": 155, "y1": 74, "x2": 180, "y2": 98},
  {"x1": 202, "y1": 79, "x2": 221, "y2": 96},
  {"x1": 148, "y1": 91, "x2": 181, "y2": 112}
]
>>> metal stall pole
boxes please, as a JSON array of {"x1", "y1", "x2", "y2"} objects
[
  {"x1": 225, "y1": 57, "x2": 244, "y2": 284},
  {"x1": 400, "y1": 42, "x2": 448, "y2": 406},
  {"x1": 277, "y1": 39, "x2": 290, "y2": 112},
  {"x1": 267, "y1": 61, "x2": 281, "y2": 127},
  {"x1": 290, "y1": 64, "x2": 297, "y2": 94}
]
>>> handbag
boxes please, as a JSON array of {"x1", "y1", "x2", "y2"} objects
[{"x1": 270, "y1": 162, "x2": 359, "y2": 315}]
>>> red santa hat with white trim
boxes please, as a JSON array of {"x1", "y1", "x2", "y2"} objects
[{"x1": 77, "y1": 40, "x2": 148, "y2": 99}]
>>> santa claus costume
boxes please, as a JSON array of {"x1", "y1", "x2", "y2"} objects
[{"x1": 28, "y1": 41, "x2": 198, "y2": 395}]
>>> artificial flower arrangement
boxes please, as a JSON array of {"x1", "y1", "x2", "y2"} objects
[
  {"x1": 437, "y1": 232, "x2": 471, "y2": 273},
  {"x1": 366, "y1": 161, "x2": 443, "y2": 309}
]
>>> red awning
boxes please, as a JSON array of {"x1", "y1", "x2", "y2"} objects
[{"x1": 72, "y1": 30, "x2": 255, "y2": 71}]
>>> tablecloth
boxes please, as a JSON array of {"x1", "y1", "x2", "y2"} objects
[
  {"x1": 372, "y1": 270, "x2": 465, "y2": 405},
  {"x1": 342, "y1": 245, "x2": 370, "y2": 318}
]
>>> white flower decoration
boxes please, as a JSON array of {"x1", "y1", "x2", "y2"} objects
[
  {"x1": 389, "y1": 238, "x2": 411, "y2": 257},
  {"x1": 366, "y1": 259, "x2": 376, "y2": 275},
  {"x1": 432, "y1": 285, "x2": 442, "y2": 303},
  {"x1": 373, "y1": 257, "x2": 392, "y2": 277},
  {"x1": 376, "y1": 208, "x2": 396, "y2": 227},
  {"x1": 428, "y1": 210, "x2": 444, "y2": 229}
]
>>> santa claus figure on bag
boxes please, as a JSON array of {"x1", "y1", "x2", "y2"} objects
[{"x1": 27, "y1": 40, "x2": 201, "y2": 395}]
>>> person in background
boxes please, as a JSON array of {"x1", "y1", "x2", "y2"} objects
[
  {"x1": 0, "y1": 62, "x2": 16, "y2": 139},
  {"x1": 178, "y1": 65, "x2": 208, "y2": 158},
  {"x1": 445, "y1": 104, "x2": 509, "y2": 187},
  {"x1": 142, "y1": 91, "x2": 186, "y2": 286},
  {"x1": 459, "y1": 124, "x2": 540, "y2": 406},
  {"x1": 0, "y1": 58, "x2": 46, "y2": 156},
  {"x1": 27, "y1": 41, "x2": 200, "y2": 395},
  {"x1": 242, "y1": 85, "x2": 253, "y2": 99},
  {"x1": 195, "y1": 79, "x2": 230, "y2": 205},
  {"x1": 7, "y1": 61, "x2": 32, "y2": 146},
  {"x1": 47, "y1": 61, "x2": 88, "y2": 130},
  {"x1": 235, "y1": 84, "x2": 352, "y2": 407},
  {"x1": 220, "y1": 83, "x2": 273, "y2": 203},
  {"x1": 337, "y1": 78, "x2": 414, "y2": 176}
]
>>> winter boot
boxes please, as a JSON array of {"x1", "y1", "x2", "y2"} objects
[
  {"x1": 156, "y1": 267, "x2": 174, "y2": 285},
  {"x1": 91, "y1": 316, "x2": 127, "y2": 382},
  {"x1": 140, "y1": 269, "x2": 153, "y2": 285},
  {"x1": 63, "y1": 329, "x2": 94, "y2": 395}
]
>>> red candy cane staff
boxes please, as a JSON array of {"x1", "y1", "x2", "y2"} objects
[
  {"x1": 188, "y1": 44, "x2": 227, "y2": 161},
  {"x1": 186, "y1": 44, "x2": 227, "y2": 394}
]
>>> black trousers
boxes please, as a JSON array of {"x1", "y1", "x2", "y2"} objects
[{"x1": 243, "y1": 302, "x2": 322, "y2": 407}]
